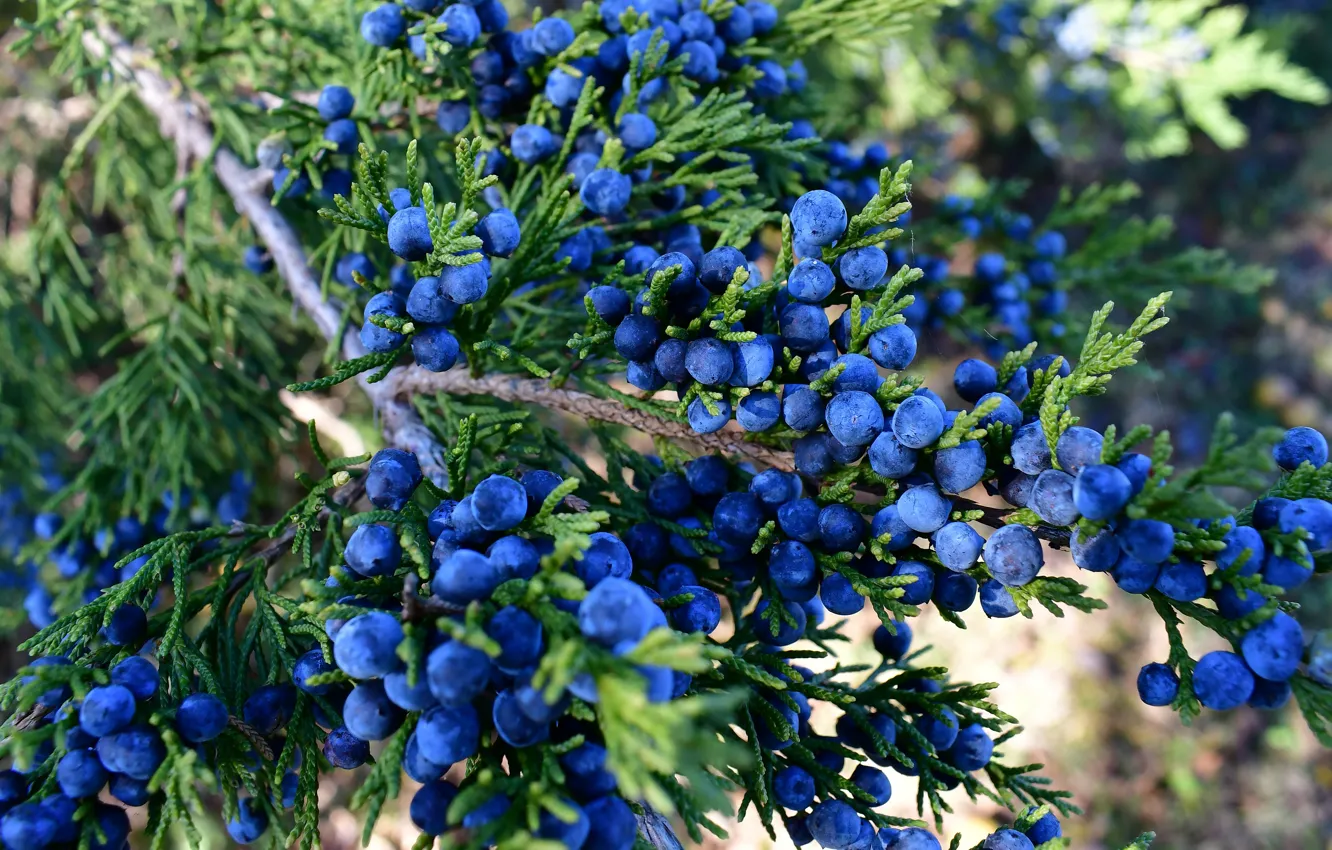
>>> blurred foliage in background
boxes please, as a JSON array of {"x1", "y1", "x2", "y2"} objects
[{"x1": 2, "y1": 0, "x2": 1331, "y2": 846}]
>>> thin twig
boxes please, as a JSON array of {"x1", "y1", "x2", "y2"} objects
[{"x1": 79, "y1": 23, "x2": 447, "y2": 485}]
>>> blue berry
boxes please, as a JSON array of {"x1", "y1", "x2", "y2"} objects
[
  {"x1": 1278, "y1": 497, "x2": 1332, "y2": 552},
  {"x1": 1110, "y1": 553, "x2": 1159, "y2": 594},
  {"x1": 1240, "y1": 611, "x2": 1303, "y2": 681},
  {"x1": 770, "y1": 540, "x2": 818, "y2": 599},
  {"x1": 839, "y1": 246, "x2": 887, "y2": 290},
  {"x1": 873, "y1": 620, "x2": 912, "y2": 659},
  {"x1": 948, "y1": 723, "x2": 993, "y2": 771},
  {"x1": 110, "y1": 774, "x2": 151, "y2": 807},
  {"x1": 322, "y1": 118, "x2": 359, "y2": 154},
  {"x1": 1054, "y1": 426, "x2": 1103, "y2": 475},
  {"x1": 774, "y1": 765, "x2": 815, "y2": 810},
  {"x1": 56, "y1": 749, "x2": 106, "y2": 798},
  {"x1": 731, "y1": 338, "x2": 775, "y2": 387},
  {"x1": 344, "y1": 524, "x2": 401, "y2": 578},
  {"x1": 333, "y1": 612, "x2": 404, "y2": 679},
  {"x1": 830, "y1": 353, "x2": 879, "y2": 393},
  {"x1": 384, "y1": 667, "x2": 437, "y2": 712},
  {"x1": 934, "y1": 440, "x2": 986, "y2": 494},
  {"x1": 366, "y1": 448, "x2": 422, "y2": 511},
  {"x1": 788, "y1": 258, "x2": 835, "y2": 303},
  {"x1": 476, "y1": 208, "x2": 521, "y2": 257},
  {"x1": 1136, "y1": 662, "x2": 1179, "y2": 706},
  {"x1": 953, "y1": 359, "x2": 997, "y2": 402},
  {"x1": 486, "y1": 606, "x2": 545, "y2": 673},
  {"x1": 982, "y1": 524, "x2": 1044, "y2": 587},
  {"x1": 751, "y1": 598, "x2": 807, "y2": 646},
  {"x1": 1010, "y1": 422, "x2": 1051, "y2": 475},
  {"x1": 1262, "y1": 543, "x2": 1313, "y2": 590},
  {"x1": 96, "y1": 725, "x2": 166, "y2": 780},
  {"x1": 782, "y1": 386, "x2": 827, "y2": 432},
  {"x1": 532, "y1": 17, "x2": 575, "y2": 54},
  {"x1": 1214, "y1": 584, "x2": 1266, "y2": 620},
  {"x1": 412, "y1": 326, "x2": 461, "y2": 372},
  {"x1": 410, "y1": 780, "x2": 459, "y2": 835},
  {"x1": 700, "y1": 246, "x2": 747, "y2": 293},
  {"x1": 1034, "y1": 231, "x2": 1066, "y2": 259},
  {"x1": 434, "y1": 548, "x2": 505, "y2": 603},
  {"x1": 1073, "y1": 464, "x2": 1132, "y2": 520},
  {"x1": 1154, "y1": 560, "x2": 1206, "y2": 601},
  {"x1": 780, "y1": 303, "x2": 831, "y2": 352},
  {"x1": 176, "y1": 693, "x2": 229, "y2": 742},
  {"x1": 243, "y1": 684, "x2": 296, "y2": 735},
  {"x1": 983, "y1": 829, "x2": 1034, "y2": 850},
  {"x1": 1070, "y1": 527, "x2": 1117, "y2": 572},
  {"x1": 791, "y1": 190, "x2": 847, "y2": 248},
  {"x1": 851, "y1": 764, "x2": 892, "y2": 805},
  {"x1": 820, "y1": 572, "x2": 865, "y2": 615},
  {"x1": 579, "y1": 577, "x2": 664, "y2": 647},
  {"x1": 1030, "y1": 469, "x2": 1079, "y2": 526},
  {"x1": 1118, "y1": 518, "x2": 1175, "y2": 564},
  {"x1": 1274, "y1": 426, "x2": 1328, "y2": 470},
  {"x1": 1192, "y1": 650, "x2": 1255, "y2": 710},
  {"x1": 227, "y1": 798, "x2": 269, "y2": 844},
  {"x1": 687, "y1": 396, "x2": 731, "y2": 433},
  {"x1": 671, "y1": 585, "x2": 722, "y2": 633},
  {"x1": 819, "y1": 503, "x2": 866, "y2": 551},
  {"x1": 344, "y1": 680, "x2": 405, "y2": 741},
  {"x1": 387, "y1": 207, "x2": 434, "y2": 261},
  {"x1": 581, "y1": 169, "x2": 633, "y2": 216},
  {"x1": 713, "y1": 492, "x2": 764, "y2": 546},
  {"x1": 317, "y1": 85, "x2": 355, "y2": 121},
  {"x1": 426, "y1": 640, "x2": 493, "y2": 706},
  {"x1": 826, "y1": 391, "x2": 884, "y2": 447},
  {"x1": 933, "y1": 571, "x2": 977, "y2": 611},
  {"x1": 80, "y1": 685, "x2": 136, "y2": 737},
  {"x1": 892, "y1": 396, "x2": 945, "y2": 449},
  {"x1": 361, "y1": 3, "x2": 406, "y2": 46},
  {"x1": 897, "y1": 484, "x2": 952, "y2": 533},
  {"x1": 614, "y1": 314, "x2": 661, "y2": 361},
  {"x1": 868, "y1": 324, "x2": 916, "y2": 371},
  {"x1": 1, "y1": 802, "x2": 58, "y2": 848},
  {"x1": 808, "y1": 800, "x2": 861, "y2": 849},
  {"x1": 933, "y1": 522, "x2": 983, "y2": 571},
  {"x1": 778, "y1": 499, "x2": 821, "y2": 543},
  {"x1": 1021, "y1": 807, "x2": 1062, "y2": 844},
  {"x1": 686, "y1": 337, "x2": 735, "y2": 385},
  {"x1": 511, "y1": 124, "x2": 556, "y2": 163},
  {"x1": 892, "y1": 560, "x2": 935, "y2": 605},
  {"x1": 1249, "y1": 677, "x2": 1292, "y2": 710},
  {"x1": 325, "y1": 726, "x2": 371, "y2": 769},
  {"x1": 619, "y1": 112, "x2": 658, "y2": 150}
]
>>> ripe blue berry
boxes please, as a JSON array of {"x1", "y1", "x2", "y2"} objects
[
  {"x1": 1118, "y1": 518, "x2": 1175, "y2": 564},
  {"x1": 476, "y1": 208, "x2": 521, "y2": 257},
  {"x1": 1278, "y1": 497, "x2": 1332, "y2": 553},
  {"x1": 948, "y1": 723, "x2": 993, "y2": 771},
  {"x1": 839, "y1": 246, "x2": 887, "y2": 290},
  {"x1": 1273, "y1": 426, "x2": 1328, "y2": 470},
  {"x1": 412, "y1": 326, "x2": 461, "y2": 372},
  {"x1": 614, "y1": 314, "x2": 661, "y2": 361},
  {"x1": 487, "y1": 606, "x2": 545, "y2": 672},
  {"x1": 893, "y1": 396, "x2": 945, "y2": 449},
  {"x1": 983, "y1": 829, "x2": 1034, "y2": 850},
  {"x1": 731, "y1": 338, "x2": 775, "y2": 386},
  {"x1": 770, "y1": 540, "x2": 818, "y2": 599},
  {"x1": 243, "y1": 684, "x2": 296, "y2": 735},
  {"x1": 366, "y1": 448, "x2": 422, "y2": 511},
  {"x1": 780, "y1": 303, "x2": 831, "y2": 352},
  {"x1": 819, "y1": 503, "x2": 867, "y2": 552},
  {"x1": 344, "y1": 524, "x2": 401, "y2": 578},
  {"x1": 333, "y1": 612, "x2": 404, "y2": 679},
  {"x1": 176, "y1": 693, "x2": 229, "y2": 742},
  {"x1": 687, "y1": 397, "x2": 731, "y2": 433},
  {"x1": 1262, "y1": 542, "x2": 1313, "y2": 590},
  {"x1": 700, "y1": 246, "x2": 747, "y2": 293},
  {"x1": 361, "y1": 3, "x2": 406, "y2": 46},
  {"x1": 1136, "y1": 662, "x2": 1179, "y2": 706},
  {"x1": 671, "y1": 586, "x2": 722, "y2": 633},
  {"x1": 96, "y1": 725, "x2": 166, "y2": 780},
  {"x1": 317, "y1": 85, "x2": 355, "y2": 121},
  {"x1": 344, "y1": 680, "x2": 405, "y2": 741},
  {"x1": 579, "y1": 577, "x2": 664, "y2": 647},
  {"x1": 897, "y1": 484, "x2": 952, "y2": 533},
  {"x1": 872, "y1": 619, "x2": 912, "y2": 659},
  {"x1": 934, "y1": 441, "x2": 986, "y2": 494},
  {"x1": 891, "y1": 560, "x2": 935, "y2": 605},
  {"x1": 1192, "y1": 650, "x2": 1255, "y2": 710},
  {"x1": 80, "y1": 685, "x2": 136, "y2": 737},
  {"x1": 982, "y1": 524, "x2": 1044, "y2": 587},
  {"x1": 227, "y1": 798, "x2": 269, "y2": 844},
  {"x1": 1021, "y1": 807, "x2": 1062, "y2": 844},
  {"x1": 1073, "y1": 464, "x2": 1132, "y2": 520},
  {"x1": 1031, "y1": 469, "x2": 1079, "y2": 525},
  {"x1": 1154, "y1": 560, "x2": 1206, "y2": 601},
  {"x1": 868, "y1": 324, "x2": 916, "y2": 370},
  {"x1": 933, "y1": 522, "x2": 983, "y2": 572},
  {"x1": 820, "y1": 572, "x2": 865, "y2": 615},
  {"x1": 1054, "y1": 426, "x2": 1103, "y2": 475},
  {"x1": 427, "y1": 641, "x2": 493, "y2": 706},
  {"x1": 1240, "y1": 611, "x2": 1304, "y2": 681},
  {"x1": 979, "y1": 579, "x2": 1019, "y2": 618},
  {"x1": 511, "y1": 124, "x2": 555, "y2": 163},
  {"x1": 792, "y1": 190, "x2": 848, "y2": 248},
  {"x1": 581, "y1": 168, "x2": 633, "y2": 216},
  {"x1": 686, "y1": 337, "x2": 735, "y2": 385},
  {"x1": 826, "y1": 391, "x2": 884, "y2": 447},
  {"x1": 751, "y1": 598, "x2": 807, "y2": 646},
  {"x1": 933, "y1": 571, "x2": 977, "y2": 611},
  {"x1": 387, "y1": 207, "x2": 434, "y2": 261},
  {"x1": 808, "y1": 800, "x2": 861, "y2": 849},
  {"x1": 410, "y1": 780, "x2": 459, "y2": 835},
  {"x1": 532, "y1": 16, "x2": 575, "y2": 54},
  {"x1": 56, "y1": 749, "x2": 107, "y2": 798},
  {"x1": 1, "y1": 802, "x2": 58, "y2": 849}
]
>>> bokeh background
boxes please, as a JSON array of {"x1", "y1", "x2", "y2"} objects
[{"x1": 3, "y1": 0, "x2": 1332, "y2": 847}]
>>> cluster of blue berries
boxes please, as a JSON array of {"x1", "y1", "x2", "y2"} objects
[
  {"x1": 292, "y1": 447, "x2": 718, "y2": 846},
  {"x1": 0, "y1": 651, "x2": 237, "y2": 848}
]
